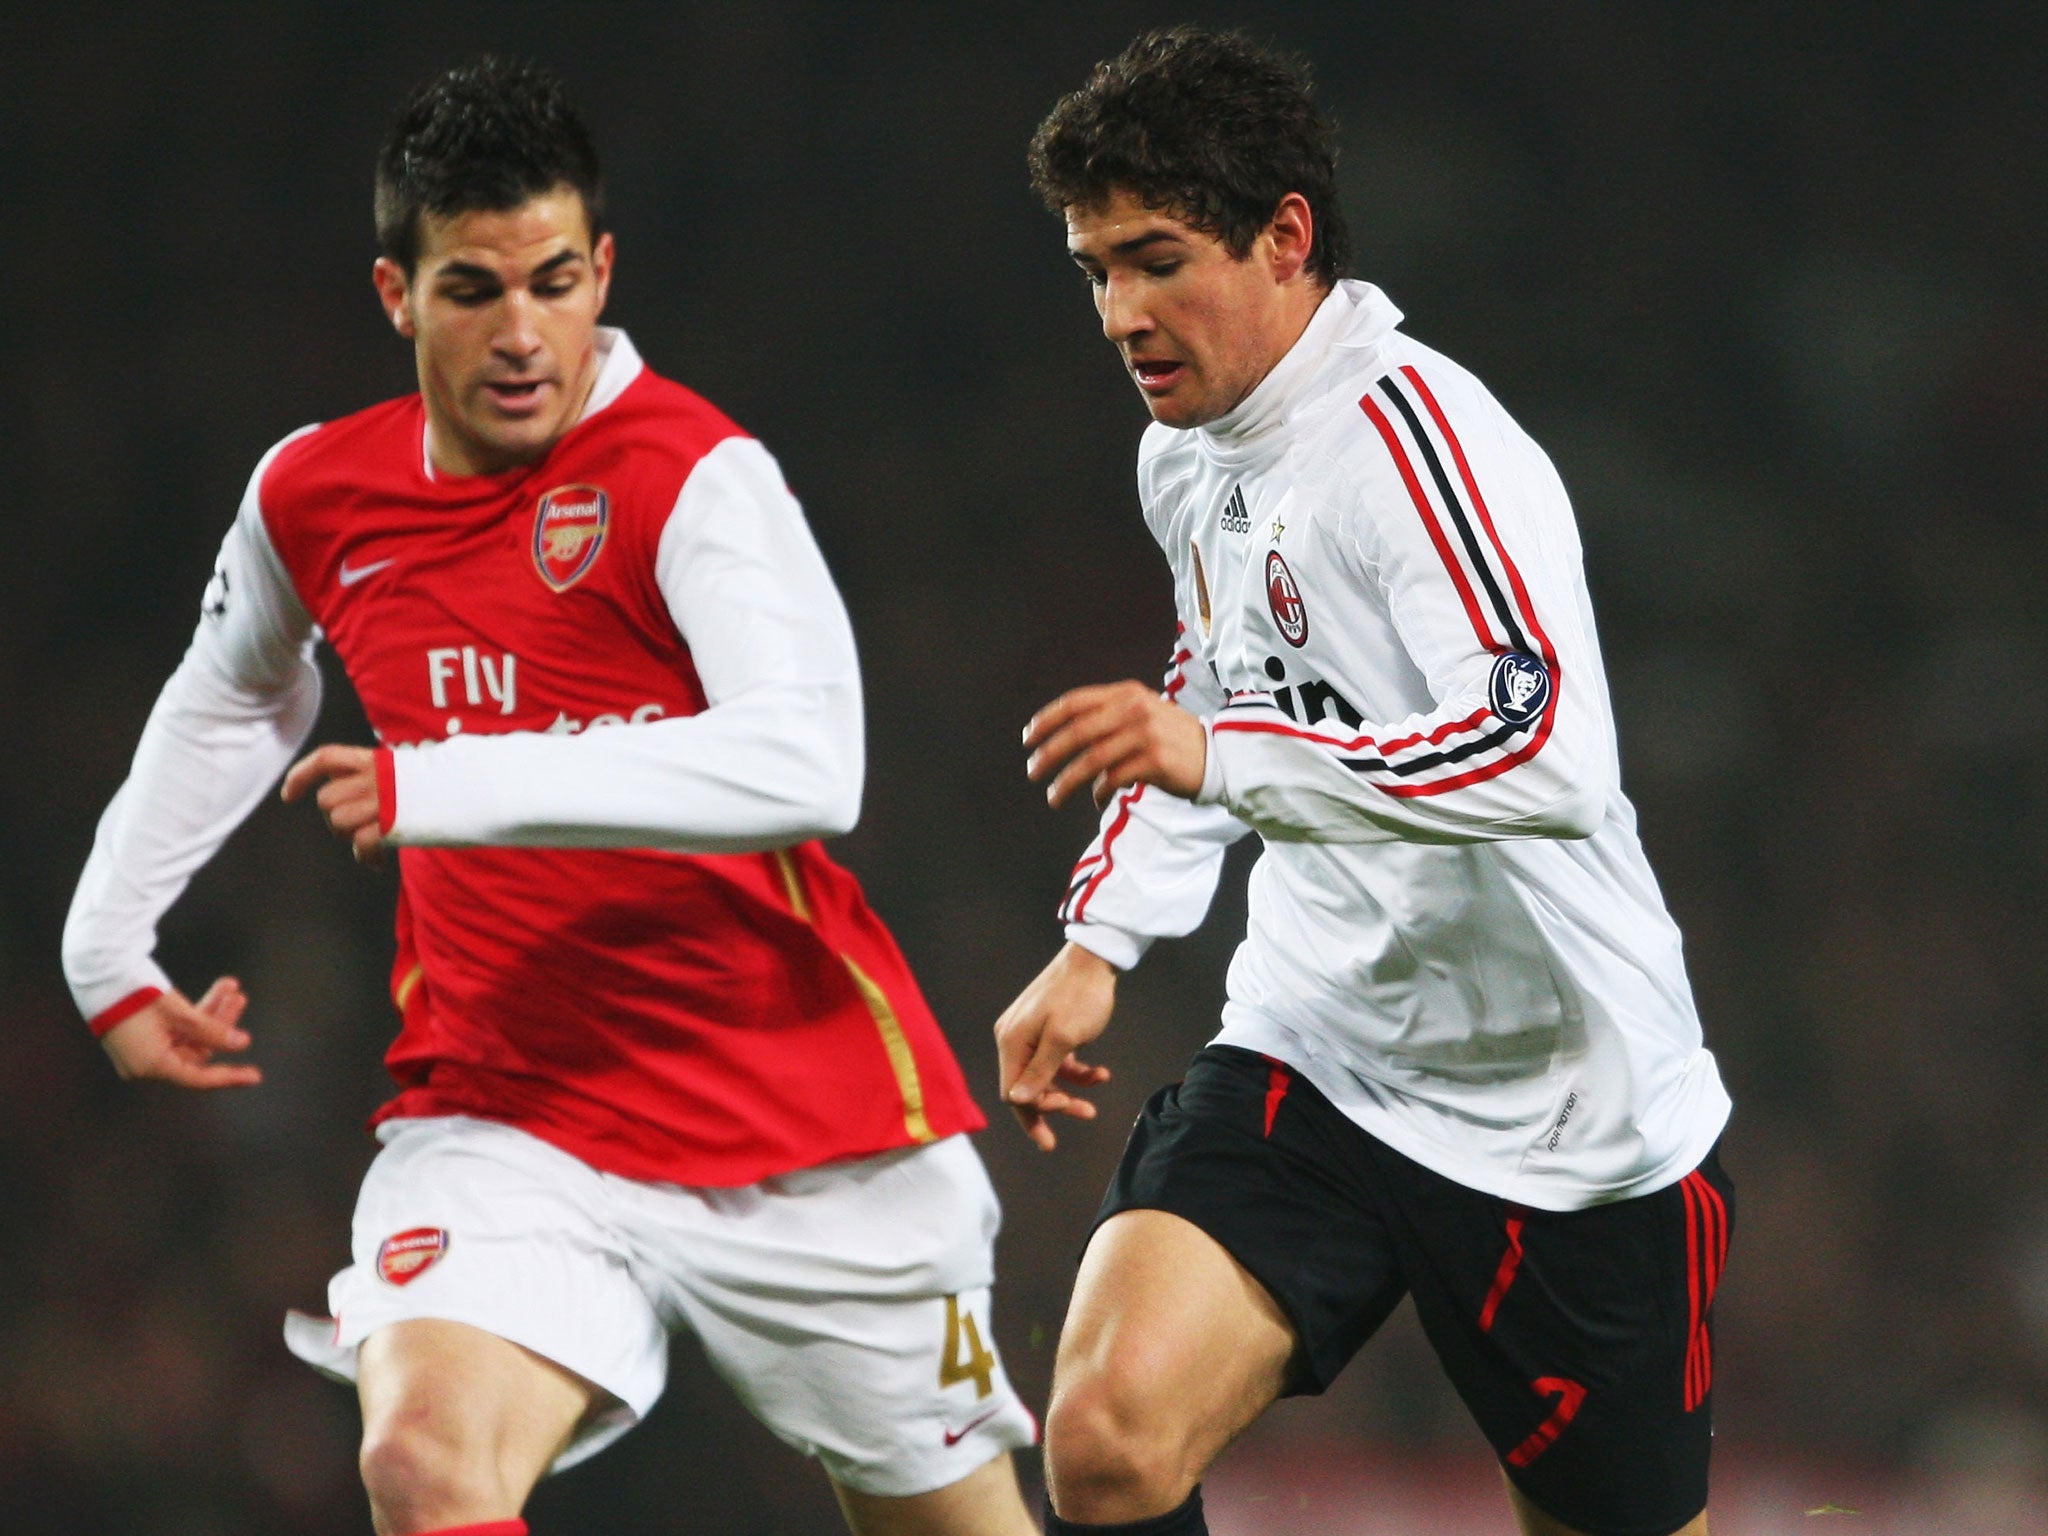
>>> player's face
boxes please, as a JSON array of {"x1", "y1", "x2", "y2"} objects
[
  {"x1": 1066, "y1": 188, "x2": 1317, "y2": 430},
  {"x1": 372, "y1": 187, "x2": 614, "y2": 476}
]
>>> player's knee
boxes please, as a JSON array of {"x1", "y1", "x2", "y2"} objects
[
  {"x1": 358, "y1": 1408, "x2": 502, "y2": 1532},
  {"x1": 1043, "y1": 1370, "x2": 1190, "y2": 1519}
]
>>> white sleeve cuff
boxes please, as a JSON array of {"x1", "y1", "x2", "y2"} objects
[
  {"x1": 1192, "y1": 716, "x2": 1228, "y2": 805},
  {"x1": 384, "y1": 741, "x2": 505, "y2": 846},
  {"x1": 1063, "y1": 922, "x2": 1153, "y2": 972}
]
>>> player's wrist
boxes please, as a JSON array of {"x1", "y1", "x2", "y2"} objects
[
  {"x1": 86, "y1": 984, "x2": 167, "y2": 1039},
  {"x1": 1061, "y1": 927, "x2": 1143, "y2": 973}
]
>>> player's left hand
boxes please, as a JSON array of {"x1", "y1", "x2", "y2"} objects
[
  {"x1": 282, "y1": 744, "x2": 387, "y2": 867},
  {"x1": 1024, "y1": 681, "x2": 1207, "y2": 809}
]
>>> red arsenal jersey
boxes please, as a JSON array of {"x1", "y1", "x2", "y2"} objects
[{"x1": 238, "y1": 332, "x2": 983, "y2": 1185}]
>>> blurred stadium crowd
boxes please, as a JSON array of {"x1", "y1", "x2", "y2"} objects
[{"x1": 3, "y1": 4, "x2": 2043, "y2": 1532}]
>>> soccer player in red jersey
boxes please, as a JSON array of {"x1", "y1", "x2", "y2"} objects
[{"x1": 63, "y1": 58, "x2": 1036, "y2": 1536}]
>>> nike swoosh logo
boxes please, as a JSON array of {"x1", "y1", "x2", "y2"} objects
[
  {"x1": 942, "y1": 1406, "x2": 1003, "y2": 1447},
  {"x1": 338, "y1": 556, "x2": 397, "y2": 587}
]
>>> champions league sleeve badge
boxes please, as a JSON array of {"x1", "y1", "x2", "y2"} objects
[
  {"x1": 1489, "y1": 651, "x2": 1552, "y2": 726},
  {"x1": 532, "y1": 484, "x2": 610, "y2": 591}
]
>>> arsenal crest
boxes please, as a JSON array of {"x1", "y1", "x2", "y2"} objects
[
  {"x1": 376, "y1": 1227, "x2": 450, "y2": 1287},
  {"x1": 532, "y1": 484, "x2": 609, "y2": 591},
  {"x1": 1266, "y1": 550, "x2": 1308, "y2": 647}
]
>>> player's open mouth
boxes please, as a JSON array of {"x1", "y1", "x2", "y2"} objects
[
  {"x1": 485, "y1": 380, "x2": 549, "y2": 412},
  {"x1": 1130, "y1": 358, "x2": 1185, "y2": 394}
]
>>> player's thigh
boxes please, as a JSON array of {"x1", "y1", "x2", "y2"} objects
[
  {"x1": 289, "y1": 1116, "x2": 671, "y2": 1474},
  {"x1": 631, "y1": 1135, "x2": 1037, "y2": 1500},
  {"x1": 831, "y1": 1449, "x2": 1034, "y2": 1536},
  {"x1": 357, "y1": 1317, "x2": 597, "y2": 1501},
  {"x1": 1047, "y1": 1207, "x2": 1297, "y2": 1483},
  {"x1": 1051, "y1": 1044, "x2": 1411, "y2": 1484}
]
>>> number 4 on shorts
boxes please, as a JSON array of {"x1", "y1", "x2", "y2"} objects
[{"x1": 939, "y1": 1294, "x2": 996, "y2": 1399}]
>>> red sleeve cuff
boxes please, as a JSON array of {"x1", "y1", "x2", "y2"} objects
[
  {"x1": 89, "y1": 986, "x2": 164, "y2": 1039},
  {"x1": 375, "y1": 748, "x2": 397, "y2": 837}
]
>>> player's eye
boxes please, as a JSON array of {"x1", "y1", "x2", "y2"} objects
[
  {"x1": 443, "y1": 287, "x2": 496, "y2": 306},
  {"x1": 1144, "y1": 261, "x2": 1182, "y2": 278}
]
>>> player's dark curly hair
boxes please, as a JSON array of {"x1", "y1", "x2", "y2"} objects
[
  {"x1": 375, "y1": 57, "x2": 605, "y2": 272},
  {"x1": 1028, "y1": 26, "x2": 1351, "y2": 286}
]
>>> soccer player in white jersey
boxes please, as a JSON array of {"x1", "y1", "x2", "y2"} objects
[
  {"x1": 995, "y1": 28, "x2": 1732, "y2": 1536},
  {"x1": 62, "y1": 59, "x2": 1036, "y2": 1536}
]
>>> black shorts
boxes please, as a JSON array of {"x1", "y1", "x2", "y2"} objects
[{"x1": 1096, "y1": 1045, "x2": 1733, "y2": 1536}]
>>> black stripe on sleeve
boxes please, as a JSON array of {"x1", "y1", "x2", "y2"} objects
[
  {"x1": 1221, "y1": 697, "x2": 1532, "y2": 778},
  {"x1": 1375, "y1": 376, "x2": 1531, "y2": 656}
]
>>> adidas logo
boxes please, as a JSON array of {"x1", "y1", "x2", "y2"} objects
[{"x1": 1220, "y1": 484, "x2": 1251, "y2": 534}]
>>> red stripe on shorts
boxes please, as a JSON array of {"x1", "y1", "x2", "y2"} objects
[
  {"x1": 1259, "y1": 1056, "x2": 1292, "y2": 1137},
  {"x1": 1478, "y1": 1206, "x2": 1529, "y2": 1332}
]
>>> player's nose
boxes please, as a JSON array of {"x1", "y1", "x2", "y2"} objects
[
  {"x1": 493, "y1": 289, "x2": 545, "y2": 358},
  {"x1": 1098, "y1": 272, "x2": 1151, "y2": 343}
]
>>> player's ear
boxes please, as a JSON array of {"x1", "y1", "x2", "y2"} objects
[
  {"x1": 372, "y1": 257, "x2": 417, "y2": 339},
  {"x1": 1266, "y1": 192, "x2": 1314, "y2": 285}
]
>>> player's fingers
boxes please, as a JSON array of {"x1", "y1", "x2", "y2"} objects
[
  {"x1": 280, "y1": 745, "x2": 347, "y2": 803},
  {"x1": 1033, "y1": 1088, "x2": 1099, "y2": 1122},
  {"x1": 176, "y1": 1006, "x2": 253, "y2": 1055},
  {"x1": 1009, "y1": 1101, "x2": 1058, "y2": 1152},
  {"x1": 1025, "y1": 698, "x2": 1124, "y2": 784},
  {"x1": 194, "y1": 975, "x2": 245, "y2": 1016},
  {"x1": 1022, "y1": 687, "x2": 1119, "y2": 752},
  {"x1": 159, "y1": 986, "x2": 250, "y2": 1051},
  {"x1": 1044, "y1": 729, "x2": 1128, "y2": 806},
  {"x1": 352, "y1": 825, "x2": 386, "y2": 868},
  {"x1": 1010, "y1": 1019, "x2": 1084, "y2": 1104},
  {"x1": 158, "y1": 1057, "x2": 265, "y2": 1091},
  {"x1": 1055, "y1": 1054, "x2": 1111, "y2": 1085},
  {"x1": 196, "y1": 985, "x2": 251, "y2": 1044},
  {"x1": 1050, "y1": 733, "x2": 1145, "y2": 809},
  {"x1": 993, "y1": 1006, "x2": 1054, "y2": 1107}
]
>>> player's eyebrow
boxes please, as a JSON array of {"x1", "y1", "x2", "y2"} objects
[
  {"x1": 1069, "y1": 230, "x2": 1185, "y2": 266},
  {"x1": 434, "y1": 260, "x2": 503, "y2": 284},
  {"x1": 432, "y1": 249, "x2": 584, "y2": 285},
  {"x1": 1109, "y1": 230, "x2": 1184, "y2": 256}
]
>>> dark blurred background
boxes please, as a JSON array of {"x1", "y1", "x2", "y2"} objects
[{"x1": 4, "y1": 3, "x2": 2045, "y2": 1532}]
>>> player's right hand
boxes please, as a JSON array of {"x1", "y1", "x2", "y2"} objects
[
  {"x1": 994, "y1": 942, "x2": 1116, "y2": 1151},
  {"x1": 100, "y1": 977, "x2": 263, "y2": 1090}
]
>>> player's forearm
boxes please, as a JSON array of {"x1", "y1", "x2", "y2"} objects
[
  {"x1": 1198, "y1": 689, "x2": 1608, "y2": 845},
  {"x1": 63, "y1": 650, "x2": 323, "y2": 1026},
  {"x1": 384, "y1": 679, "x2": 863, "y2": 852}
]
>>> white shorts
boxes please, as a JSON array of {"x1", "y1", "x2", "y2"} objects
[{"x1": 284, "y1": 1116, "x2": 1037, "y2": 1496}]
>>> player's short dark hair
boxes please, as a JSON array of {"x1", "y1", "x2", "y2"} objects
[
  {"x1": 1028, "y1": 26, "x2": 1352, "y2": 286},
  {"x1": 375, "y1": 57, "x2": 605, "y2": 272}
]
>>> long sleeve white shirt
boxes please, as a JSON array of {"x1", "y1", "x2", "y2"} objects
[{"x1": 1062, "y1": 282, "x2": 1729, "y2": 1210}]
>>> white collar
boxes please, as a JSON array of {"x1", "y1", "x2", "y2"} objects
[{"x1": 1197, "y1": 281, "x2": 1404, "y2": 458}]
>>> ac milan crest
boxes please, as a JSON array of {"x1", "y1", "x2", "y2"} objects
[
  {"x1": 376, "y1": 1227, "x2": 450, "y2": 1287},
  {"x1": 1266, "y1": 550, "x2": 1308, "y2": 647},
  {"x1": 532, "y1": 484, "x2": 610, "y2": 591}
]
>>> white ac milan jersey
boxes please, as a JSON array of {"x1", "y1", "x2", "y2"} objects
[{"x1": 1062, "y1": 282, "x2": 1729, "y2": 1210}]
